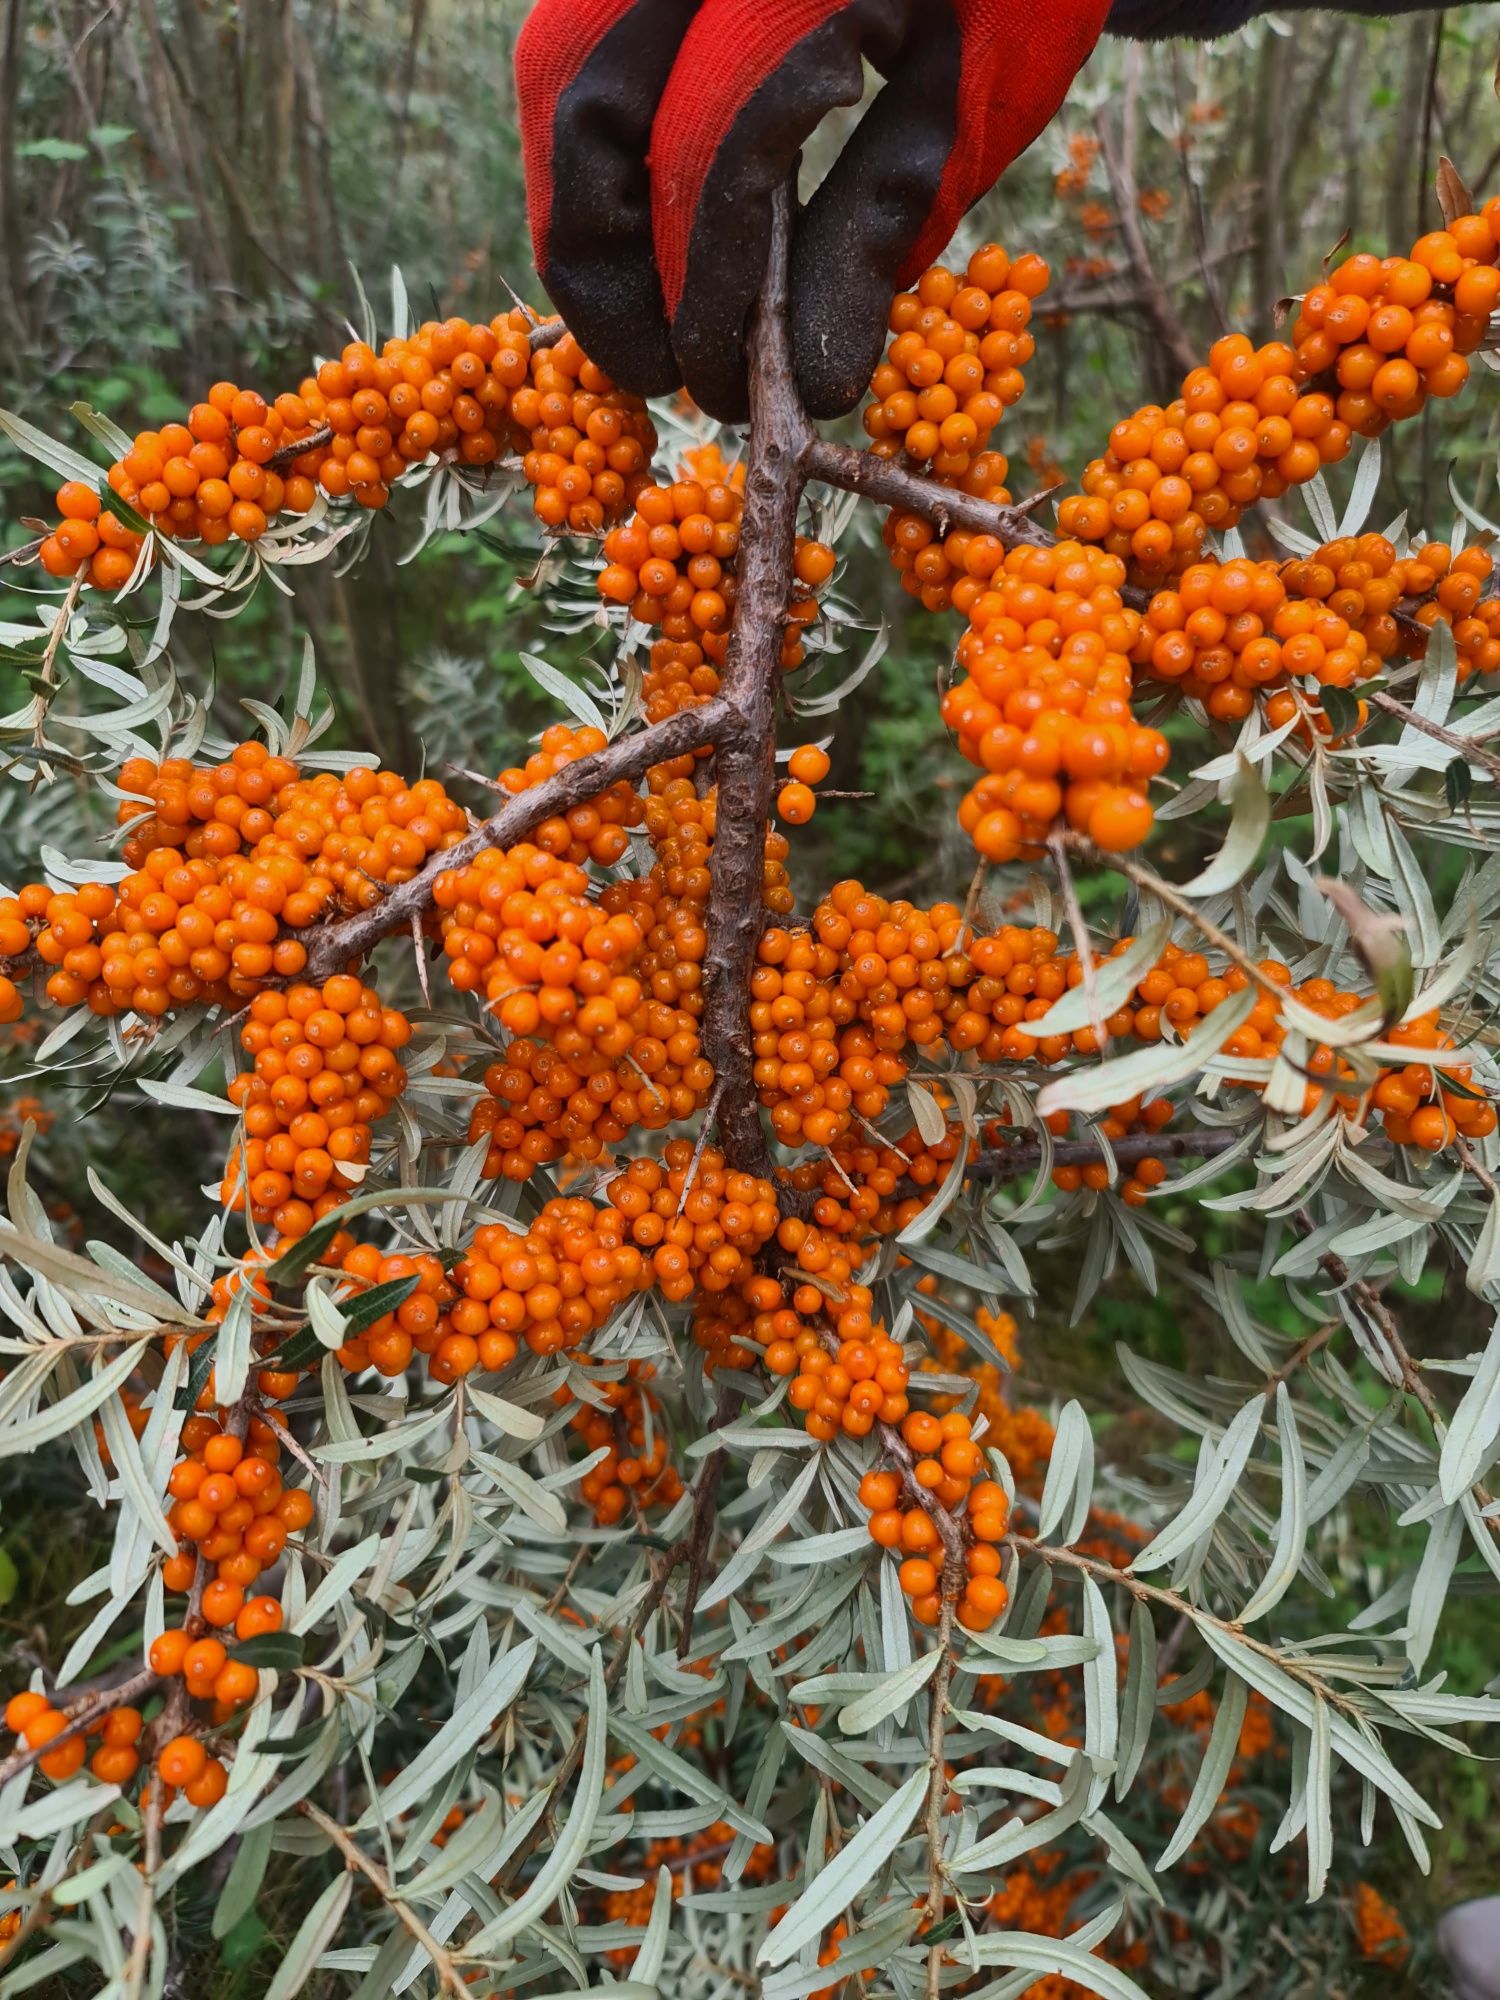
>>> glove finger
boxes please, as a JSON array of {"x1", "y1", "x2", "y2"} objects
[
  {"x1": 790, "y1": 18, "x2": 962, "y2": 418},
  {"x1": 515, "y1": 0, "x2": 698, "y2": 397},
  {"x1": 793, "y1": 0, "x2": 1107, "y2": 416},
  {"x1": 652, "y1": 0, "x2": 916, "y2": 422}
]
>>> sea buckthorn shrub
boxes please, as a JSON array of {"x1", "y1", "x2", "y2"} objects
[{"x1": 1, "y1": 179, "x2": 1497, "y2": 2000}]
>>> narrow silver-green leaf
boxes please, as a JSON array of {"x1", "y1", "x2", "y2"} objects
[
  {"x1": 1156, "y1": 1674, "x2": 1248, "y2": 1871},
  {"x1": 758, "y1": 1762, "x2": 929, "y2": 1968}
]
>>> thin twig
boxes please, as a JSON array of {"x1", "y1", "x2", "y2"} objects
[
  {"x1": 1059, "y1": 832, "x2": 1287, "y2": 1002},
  {"x1": 1366, "y1": 688, "x2": 1500, "y2": 786},
  {"x1": 804, "y1": 438, "x2": 1054, "y2": 553},
  {"x1": 0, "y1": 1664, "x2": 162, "y2": 1789},
  {"x1": 299, "y1": 1799, "x2": 470, "y2": 1999}
]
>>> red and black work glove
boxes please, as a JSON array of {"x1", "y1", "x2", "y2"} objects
[
  {"x1": 516, "y1": 0, "x2": 1435, "y2": 423},
  {"x1": 516, "y1": 0, "x2": 1110, "y2": 421}
]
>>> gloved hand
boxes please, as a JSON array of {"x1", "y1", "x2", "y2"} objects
[{"x1": 515, "y1": 0, "x2": 1435, "y2": 423}]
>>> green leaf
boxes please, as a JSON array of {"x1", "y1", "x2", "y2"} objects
[
  {"x1": 1129, "y1": 1395, "x2": 1263, "y2": 1575},
  {"x1": 1174, "y1": 753, "x2": 1270, "y2": 897},
  {"x1": 1446, "y1": 758, "x2": 1473, "y2": 813},
  {"x1": 1439, "y1": 1310, "x2": 1500, "y2": 1503},
  {"x1": 1156, "y1": 1674, "x2": 1248, "y2": 1871},
  {"x1": 758, "y1": 1760, "x2": 929, "y2": 1968},
  {"x1": 337, "y1": 1273, "x2": 419, "y2": 1335},
  {"x1": 264, "y1": 1870, "x2": 352, "y2": 2000},
  {"x1": 19, "y1": 137, "x2": 89, "y2": 161},
  {"x1": 467, "y1": 1649, "x2": 607, "y2": 1950},
  {"x1": 213, "y1": 1821, "x2": 274, "y2": 1940},
  {"x1": 231, "y1": 1631, "x2": 307, "y2": 1672},
  {"x1": 1114, "y1": 1596, "x2": 1157, "y2": 1802},
  {"x1": 1319, "y1": 684, "x2": 1360, "y2": 737},
  {"x1": 367, "y1": 1638, "x2": 537, "y2": 1827},
  {"x1": 1239, "y1": 1383, "x2": 1308, "y2": 1624},
  {"x1": 836, "y1": 1647, "x2": 940, "y2": 1734},
  {"x1": 1036, "y1": 987, "x2": 1255, "y2": 1120}
]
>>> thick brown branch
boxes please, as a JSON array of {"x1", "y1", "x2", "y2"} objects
[
  {"x1": 966, "y1": 1124, "x2": 1242, "y2": 1186},
  {"x1": 804, "y1": 438, "x2": 1054, "y2": 553},
  {"x1": 302, "y1": 698, "x2": 729, "y2": 982},
  {"x1": 699, "y1": 185, "x2": 811, "y2": 1179}
]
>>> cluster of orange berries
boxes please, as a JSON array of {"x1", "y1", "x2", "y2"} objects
[
  {"x1": 492, "y1": 723, "x2": 646, "y2": 864},
  {"x1": 34, "y1": 312, "x2": 653, "y2": 584},
  {"x1": 1046, "y1": 1097, "x2": 1174, "y2": 1204},
  {"x1": 0, "y1": 744, "x2": 468, "y2": 1027},
  {"x1": 4, "y1": 1690, "x2": 147, "y2": 1789},
  {"x1": 641, "y1": 634, "x2": 722, "y2": 728},
  {"x1": 860, "y1": 1416, "x2": 1011, "y2": 1633},
  {"x1": 447, "y1": 1202, "x2": 654, "y2": 1364},
  {"x1": 330, "y1": 1242, "x2": 465, "y2": 1380},
  {"x1": 564, "y1": 1363, "x2": 684, "y2": 1525},
  {"x1": 863, "y1": 244, "x2": 1050, "y2": 614},
  {"x1": 465, "y1": 763, "x2": 791, "y2": 1180},
  {"x1": 515, "y1": 330, "x2": 657, "y2": 533},
  {"x1": 775, "y1": 1305, "x2": 910, "y2": 1442},
  {"x1": 222, "y1": 978, "x2": 411, "y2": 1240},
  {"x1": 1282, "y1": 534, "x2": 1500, "y2": 685},
  {"x1": 1059, "y1": 211, "x2": 1500, "y2": 584},
  {"x1": 943, "y1": 539, "x2": 1166, "y2": 861},
  {"x1": 596, "y1": 458, "x2": 832, "y2": 669},
  {"x1": 160, "y1": 1411, "x2": 312, "y2": 1635},
  {"x1": 1352, "y1": 1882, "x2": 1409, "y2": 1965}
]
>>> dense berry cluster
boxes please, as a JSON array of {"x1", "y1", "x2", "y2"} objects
[
  {"x1": 223, "y1": 978, "x2": 411, "y2": 1240},
  {"x1": 863, "y1": 244, "x2": 1050, "y2": 614},
  {"x1": 0, "y1": 743, "x2": 466, "y2": 1024},
  {"x1": 597, "y1": 460, "x2": 831, "y2": 669},
  {"x1": 515, "y1": 331, "x2": 657, "y2": 532},
  {"x1": 944, "y1": 540, "x2": 1166, "y2": 858},
  {"x1": 464, "y1": 762, "x2": 791, "y2": 1179},
  {"x1": 35, "y1": 313, "x2": 657, "y2": 582},
  {"x1": 1060, "y1": 211, "x2": 1500, "y2": 582}
]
